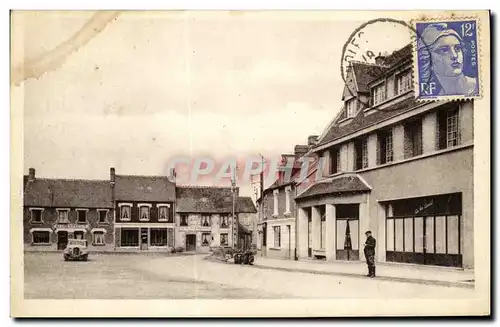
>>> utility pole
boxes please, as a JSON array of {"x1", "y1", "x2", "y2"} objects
[{"x1": 231, "y1": 163, "x2": 237, "y2": 250}]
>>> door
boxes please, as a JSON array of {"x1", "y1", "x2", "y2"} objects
[
  {"x1": 336, "y1": 218, "x2": 360, "y2": 261},
  {"x1": 57, "y1": 231, "x2": 68, "y2": 250},
  {"x1": 140, "y1": 228, "x2": 148, "y2": 250},
  {"x1": 186, "y1": 234, "x2": 196, "y2": 252}
]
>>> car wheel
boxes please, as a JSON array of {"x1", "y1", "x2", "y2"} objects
[
  {"x1": 248, "y1": 255, "x2": 255, "y2": 265},
  {"x1": 82, "y1": 255, "x2": 88, "y2": 261}
]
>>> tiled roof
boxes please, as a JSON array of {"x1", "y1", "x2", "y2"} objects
[
  {"x1": 237, "y1": 196, "x2": 257, "y2": 213},
  {"x1": 382, "y1": 44, "x2": 412, "y2": 67},
  {"x1": 316, "y1": 97, "x2": 418, "y2": 146},
  {"x1": 353, "y1": 62, "x2": 384, "y2": 93},
  {"x1": 115, "y1": 175, "x2": 176, "y2": 202},
  {"x1": 24, "y1": 178, "x2": 113, "y2": 208},
  {"x1": 296, "y1": 175, "x2": 371, "y2": 201},
  {"x1": 176, "y1": 186, "x2": 237, "y2": 213}
]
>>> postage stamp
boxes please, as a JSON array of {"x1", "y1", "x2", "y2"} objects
[{"x1": 413, "y1": 17, "x2": 481, "y2": 100}]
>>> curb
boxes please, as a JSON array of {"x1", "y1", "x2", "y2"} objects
[{"x1": 250, "y1": 263, "x2": 474, "y2": 289}]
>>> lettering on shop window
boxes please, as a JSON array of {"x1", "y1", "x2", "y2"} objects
[{"x1": 414, "y1": 199, "x2": 434, "y2": 215}]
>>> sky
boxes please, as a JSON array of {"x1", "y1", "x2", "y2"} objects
[{"x1": 13, "y1": 11, "x2": 411, "y2": 199}]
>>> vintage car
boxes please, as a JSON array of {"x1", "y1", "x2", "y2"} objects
[{"x1": 63, "y1": 239, "x2": 89, "y2": 261}]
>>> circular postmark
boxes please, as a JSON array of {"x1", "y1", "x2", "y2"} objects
[{"x1": 340, "y1": 18, "x2": 425, "y2": 107}]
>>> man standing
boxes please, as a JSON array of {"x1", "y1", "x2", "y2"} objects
[{"x1": 364, "y1": 231, "x2": 376, "y2": 277}]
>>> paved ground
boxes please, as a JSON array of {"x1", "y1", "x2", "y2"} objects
[{"x1": 24, "y1": 252, "x2": 476, "y2": 299}]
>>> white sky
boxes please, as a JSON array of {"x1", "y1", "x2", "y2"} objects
[{"x1": 14, "y1": 11, "x2": 411, "y2": 198}]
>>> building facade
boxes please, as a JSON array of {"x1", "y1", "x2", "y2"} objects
[
  {"x1": 295, "y1": 45, "x2": 474, "y2": 269},
  {"x1": 113, "y1": 169, "x2": 177, "y2": 252},
  {"x1": 23, "y1": 168, "x2": 115, "y2": 252}
]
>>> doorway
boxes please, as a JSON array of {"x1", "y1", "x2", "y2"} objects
[
  {"x1": 186, "y1": 234, "x2": 196, "y2": 252},
  {"x1": 57, "y1": 231, "x2": 68, "y2": 250},
  {"x1": 335, "y1": 204, "x2": 360, "y2": 261}
]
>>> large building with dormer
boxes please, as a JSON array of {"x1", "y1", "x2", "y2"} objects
[{"x1": 294, "y1": 44, "x2": 474, "y2": 269}]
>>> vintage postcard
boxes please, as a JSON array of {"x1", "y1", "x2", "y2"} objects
[{"x1": 10, "y1": 10, "x2": 491, "y2": 317}]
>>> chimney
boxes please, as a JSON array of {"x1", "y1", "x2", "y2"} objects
[
  {"x1": 307, "y1": 135, "x2": 319, "y2": 147},
  {"x1": 294, "y1": 145, "x2": 309, "y2": 157},
  {"x1": 375, "y1": 51, "x2": 390, "y2": 65},
  {"x1": 169, "y1": 168, "x2": 177, "y2": 183},
  {"x1": 28, "y1": 168, "x2": 35, "y2": 182},
  {"x1": 110, "y1": 167, "x2": 115, "y2": 185}
]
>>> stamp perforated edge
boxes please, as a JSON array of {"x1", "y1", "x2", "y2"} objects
[{"x1": 410, "y1": 14, "x2": 483, "y2": 102}]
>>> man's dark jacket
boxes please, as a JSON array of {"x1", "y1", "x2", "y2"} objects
[{"x1": 364, "y1": 235, "x2": 376, "y2": 257}]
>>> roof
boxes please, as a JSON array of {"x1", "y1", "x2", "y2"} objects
[
  {"x1": 295, "y1": 175, "x2": 371, "y2": 201},
  {"x1": 176, "y1": 186, "x2": 236, "y2": 213},
  {"x1": 24, "y1": 178, "x2": 113, "y2": 208},
  {"x1": 316, "y1": 97, "x2": 418, "y2": 147},
  {"x1": 115, "y1": 175, "x2": 176, "y2": 202},
  {"x1": 237, "y1": 196, "x2": 257, "y2": 213}
]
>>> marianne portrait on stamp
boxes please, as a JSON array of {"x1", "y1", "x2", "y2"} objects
[{"x1": 417, "y1": 23, "x2": 478, "y2": 97}]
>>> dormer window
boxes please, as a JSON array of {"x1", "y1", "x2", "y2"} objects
[
  {"x1": 346, "y1": 99, "x2": 357, "y2": 118},
  {"x1": 396, "y1": 71, "x2": 412, "y2": 95},
  {"x1": 372, "y1": 83, "x2": 387, "y2": 106}
]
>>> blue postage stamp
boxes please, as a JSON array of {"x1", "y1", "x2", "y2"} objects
[{"x1": 414, "y1": 18, "x2": 480, "y2": 100}]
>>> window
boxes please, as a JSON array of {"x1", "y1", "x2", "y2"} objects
[
  {"x1": 378, "y1": 129, "x2": 393, "y2": 164},
  {"x1": 355, "y1": 138, "x2": 369, "y2": 170},
  {"x1": 438, "y1": 107, "x2": 460, "y2": 149},
  {"x1": 77, "y1": 209, "x2": 87, "y2": 223},
  {"x1": 32, "y1": 231, "x2": 50, "y2": 244},
  {"x1": 74, "y1": 231, "x2": 84, "y2": 239},
  {"x1": 180, "y1": 214, "x2": 188, "y2": 226},
  {"x1": 121, "y1": 228, "x2": 139, "y2": 247},
  {"x1": 372, "y1": 83, "x2": 387, "y2": 105},
  {"x1": 97, "y1": 210, "x2": 108, "y2": 224},
  {"x1": 273, "y1": 226, "x2": 281, "y2": 248},
  {"x1": 120, "y1": 204, "x2": 132, "y2": 221},
  {"x1": 30, "y1": 208, "x2": 43, "y2": 223},
  {"x1": 220, "y1": 233, "x2": 228, "y2": 246},
  {"x1": 93, "y1": 232, "x2": 105, "y2": 245},
  {"x1": 150, "y1": 228, "x2": 168, "y2": 246},
  {"x1": 346, "y1": 99, "x2": 356, "y2": 118},
  {"x1": 201, "y1": 233, "x2": 211, "y2": 246},
  {"x1": 57, "y1": 209, "x2": 70, "y2": 223},
  {"x1": 138, "y1": 204, "x2": 151, "y2": 221},
  {"x1": 273, "y1": 190, "x2": 279, "y2": 217},
  {"x1": 220, "y1": 215, "x2": 229, "y2": 228},
  {"x1": 158, "y1": 204, "x2": 171, "y2": 222},
  {"x1": 201, "y1": 215, "x2": 211, "y2": 227},
  {"x1": 396, "y1": 71, "x2": 412, "y2": 95},
  {"x1": 285, "y1": 187, "x2": 292, "y2": 214},
  {"x1": 404, "y1": 119, "x2": 423, "y2": 158},
  {"x1": 329, "y1": 148, "x2": 340, "y2": 174}
]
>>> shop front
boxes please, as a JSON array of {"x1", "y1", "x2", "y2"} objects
[
  {"x1": 115, "y1": 224, "x2": 175, "y2": 251},
  {"x1": 382, "y1": 193, "x2": 462, "y2": 267}
]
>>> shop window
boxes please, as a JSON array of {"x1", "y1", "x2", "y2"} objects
[
  {"x1": 201, "y1": 233, "x2": 211, "y2": 246},
  {"x1": 414, "y1": 217, "x2": 424, "y2": 253},
  {"x1": 201, "y1": 215, "x2": 211, "y2": 227},
  {"x1": 220, "y1": 233, "x2": 228, "y2": 246},
  {"x1": 404, "y1": 119, "x2": 423, "y2": 158},
  {"x1": 404, "y1": 218, "x2": 413, "y2": 252},
  {"x1": 121, "y1": 228, "x2": 139, "y2": 247},
  {"x1": 447, "y1": 216, "x2": 460, "y2": 254},
  {"x1": 435, "y1": 216, "x2": 447, "y2": 254},
  {"x1": 32, "y1": 231, "x2": 50, "y2": 244},
  {"x1": 30, "y1": 209, "x2": 43, "y2": 223},
  {"x1": 425, "y1": 217, "x2": 435, "y2": 253},
  {"x1": 320, "y1": 215, "x2": 326, "y2": 250},
  {"x1": 386, "y1": 219, "x2": 394, "y2": 251},
  {"x1": 93, "y1": 232, "x2": 105, "y2": 245},
  {"x1": 150, "y1": 229, "x2": 168, "y2": 246},
  {"x1": 395, "y1": 219, "x2": 404, "y2": 251},
  {"x1": 273, "y1": 226, "x2": 281, "y2": 248}
]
